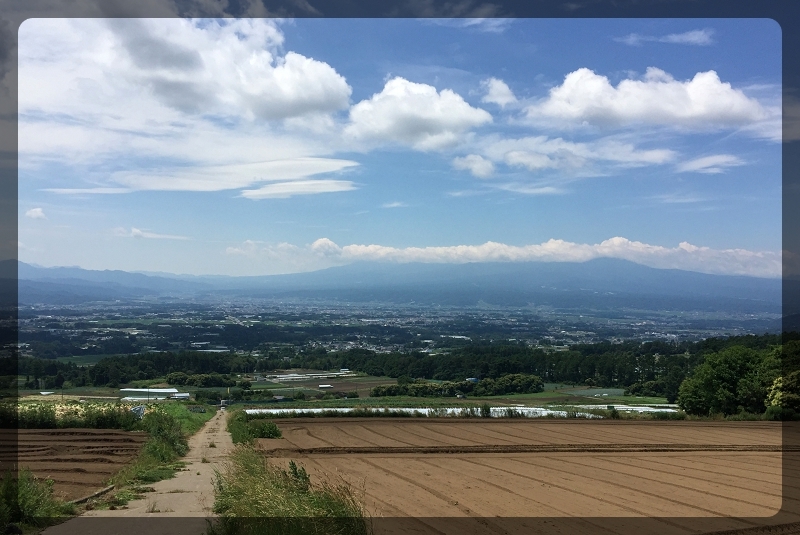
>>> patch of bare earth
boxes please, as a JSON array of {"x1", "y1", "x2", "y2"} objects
[
  {"x1": 258, "y1": 419, "x2": 799, "y2": 535},
  {"x1": 0, "y1": 429, "x2": 148, "y2": 502}
]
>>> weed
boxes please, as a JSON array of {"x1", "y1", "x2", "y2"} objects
[
  {"x1": 210, "y1": 445, "x2": 371, "y2": 535},
  {"x1": 202, "y1": 457, "x2": 210, "y2": 463},
  {"x1": 0, "y1": 469, "x2": 74, "y2": 527}
]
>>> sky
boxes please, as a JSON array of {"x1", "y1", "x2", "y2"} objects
[{"x1": 17, "y1": 18, "x2": 782, "y2": 278}]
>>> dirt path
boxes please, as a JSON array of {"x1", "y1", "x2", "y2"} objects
[{"x1": 43, "y1": 409, "x2": 233, "y2": 535}]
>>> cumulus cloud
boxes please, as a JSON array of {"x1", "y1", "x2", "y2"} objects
[
  {"x1": 616, "y1": 29, "x2": 715, "y2": 46},
  {"x1": 676, "y1": 154, "x2": 746, "y2": 174},
  {"x1": 25, "y1": 208, "x2": 46, "y2": 219},
  {"x1": 91, "y1": 19, "x2": 350, "y2": 121},
  {"x1": 345, "y1": 77, "x2": 492, "y2": 151},
  {"x1": 481, "y1": 78, "x2": 517, "y2": 107},
  {"x1": 240, "y1": 179, "x2": 356, "y2": 199},
  {"x1": 114, "y1": 227, "x2": 189, "y2": 240},
  {"x1": 307, "y1": 237, "x2": 780, "y2": 278},
  {"x1": 19, "y1": 18, "x2": 359, "y2": 197},
  {"x1": 452, "y1": 154, "x2": 494, "y2": 178},
  {"x1": 524, "y1": 67, "x2": 771, "y2": 131}
]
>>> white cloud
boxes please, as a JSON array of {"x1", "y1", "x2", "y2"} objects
[
  {"x1": 18, "y1": 18, "x2": 359, "y2": 197},
  {"x1": 422, "y1": 18, "x2": 513, "y2": 34},
  {"x1": 650, "y1": 192, "x2": 706, "y2": 204},
  {"x1": 25, "y1": 208, "x2": 47, "y2": 219},
  {"x1": 452, "y1": 154, "x2": 494, "y2": 178},
  {"x1": 382, "y1": 201, "x2": 408, "y2": 208},
  {"x1": 240, "y1": 179, "x2": 356, "y2": 199},
  {"x1": 43, "y1": 188, "x2": 132, "y2": 195},
  {"x1": 616, "y1": 29, "x2": 715, "y2": 46},
  {"x1": 20, "y1": 19, "x2": 351, "y2": 122},
  {"x1": 345, "y1": 77, "x2": 492, "y2": 151},
  {"x1": 307, "y1": 237, "x2": 780, "y2": 278},
  {"x1": 482, "y1": 136, "x2": 675, "y2": 175},
  {"x1": 112, "y1": 158, "x2": 358, "y2": 193},
  {"x1": 676, "y1": 154, "x2": 745, "y2": 174},
  {"x1": 114, "y1": 227, "x2": 189, "y2": 240},
  {"x1": 524, "y1": 67, "x2": 771, "y2": 131},
  {"x1": 495, "y1": 184, "x2": 564, "y2": 195},
  {"x1": 480, "y1": 78, "x2": 517, "y2": 107}
]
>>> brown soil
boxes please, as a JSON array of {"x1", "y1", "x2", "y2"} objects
[
  {"x1": 0, "y1": 429, "x2": 148, "y2": 501},
  {"x1": 256, "y1": 419, "x2": 796, "y2": 532}
]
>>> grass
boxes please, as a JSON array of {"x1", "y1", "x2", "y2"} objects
[
  {"x1": 0, "y1": 469, "x2": 76, "y2": 529},
  {"x1": 209, "y1": 445, "x2": 371, "y2": 535},
  {"x1": 158, "y1": 402, "x2": 216, "y2": 435},
  {"x1": 145, "y1": 499, "x2": 159, "y2": 513},
  {"x1": 227, "y1": 410, "x2": 282, "y2": 444}
]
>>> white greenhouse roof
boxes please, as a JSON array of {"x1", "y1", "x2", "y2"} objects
[{"x1": 120, "y1": 388, "x2": 179, "y2": 393}]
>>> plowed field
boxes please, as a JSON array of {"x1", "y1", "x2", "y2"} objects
[
  {"x1": 258, "y1": 419, "x2": 798, "y2": 534},
  {"x1": 0, "y1": 429, "x2": 148, "y2": 501}
]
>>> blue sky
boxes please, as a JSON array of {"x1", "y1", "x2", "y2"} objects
[{"x1": 17, "y1": 18, "x2": 782, "y2": 277}]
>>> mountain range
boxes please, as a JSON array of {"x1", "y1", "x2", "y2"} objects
[{"x1": 2, "y1": 259, "x2": 782, "y2": 315}]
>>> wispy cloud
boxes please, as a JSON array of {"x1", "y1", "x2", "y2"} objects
[
  {"x1": 494, "y1": 183, "x2": 564, "y2": 195},
  {"x1": 114, "y1": 227, "x2": 190, "y2": 240},
  {"x1": 382, "y1": 201, "x2": 408, "y2": 208},
  {"x1": 676, "y1": 154, "x2": 746, "y2": 174},
  {"x1": 616, "y1": 29, "x2": 715, "y2": 47},
  {"x1": 240, "y1": 179, "x2": 356, "y2": 199},
  {"x1": 43, "y1": 188, "x2": 132, "y2": 195},
  {"x1": 650, "y1": 192, "x2": 706, "y2": 204},
  {"x1": 422, "y1": 18, "x2": 513, "y2": 34}
]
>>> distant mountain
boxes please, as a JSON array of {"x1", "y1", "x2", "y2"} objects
[
  {"x1": 11, "y1": 258, "x2": 782, "y2": 314},
  {"x1": 14, "y1": 261, "x2": 213, "y2": 294}
]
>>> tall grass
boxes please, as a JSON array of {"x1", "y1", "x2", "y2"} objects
[
  {"x1": 209, "y1": 445, "x2": 371, "y2": 535},
  {"x1": 0, "y1": 470, "x2": 75, "y2": 528}
]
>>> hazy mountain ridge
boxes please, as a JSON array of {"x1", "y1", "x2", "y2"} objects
[{"x1": 8, "y1": 259, "x2": 781, "y2": 313}]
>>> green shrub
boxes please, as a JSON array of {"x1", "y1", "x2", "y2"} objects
[
  {"x1": 650, "y1": 411, "x2": 687, "y2": 420},
  {"x1": 0, "y1": 469, "x2": 73, "y2": 527},
  {"x1": 764, "y1": 405, "x2": 799, "y2": 421},
  {"x1": 247, "y1": 420, "x2": 282, "y2": 439},
  {"x1": 140, "y1": 410, "x2": 188, "y2": 458}
]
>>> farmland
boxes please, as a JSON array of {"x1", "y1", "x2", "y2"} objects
[
  {"x1": 256, "y1": 419, "x2": 792, "y2": 533},
  {"x1": 0, "y1": 428, "x2": 148, "y2": 501}
]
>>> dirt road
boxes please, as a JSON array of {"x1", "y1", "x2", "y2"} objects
[{"x1": 42, "y1": 409, "x2": 232, "y2": 535}]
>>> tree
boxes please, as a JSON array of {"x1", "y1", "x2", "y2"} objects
[
  {"x1": 766, "y1": 370, "x2": 800, "y2": 412},
  {"x1": 677, "y1": 346, "x2": 779, "y2": 416}
]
